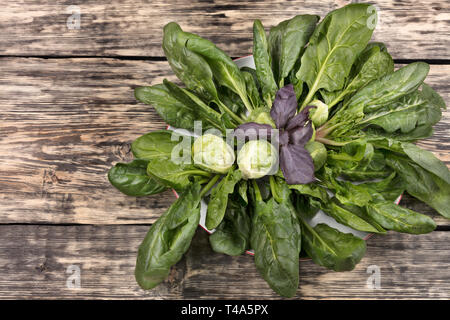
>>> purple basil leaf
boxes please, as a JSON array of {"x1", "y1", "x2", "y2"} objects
[
  {"x1": 270, "y1": 84, "x2": 297, "y2": 129},
  {"x1": 234, "y1": 122, "x2": 273, "y2": 141},
  {"x1": 289, "y1": 122, "x2": 313, "y2": 146},
  {"x1": 280, "y1": 144, "x2": 315, "y2": 185},
  {"x1": 279, "y1": 130, "x2": 289, "y2": 146},
  {"x1": 285, "y1": 105, "x2": 315, "y2": 131}
]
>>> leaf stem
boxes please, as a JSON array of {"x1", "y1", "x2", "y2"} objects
[
  {"x1": 196, "y1": 177, "x2": 210, "y2": 185},
  {"x1": 316, "y1": 122, "x2": 340, "y2": 139},
  {"x1": 217, "y1": 100, "x2": 245, "y2": 125},
  {"x1": 269, "y1": 176, "x2": 282, "y2": 203},
  {"x1": 240, "y1": 92, "x2": 254, "y2": 112},
  {"x1": 251, "y1": 179, "x2": 262, "y2": 202},
  {"x1": 200, "y1": 174, "x2": 221, "y2": 198},
  {"x1": 315, "y1": 137, "x2": 349, "y2": 146},
  {"x1": 327, "y1": 91, "x2": 347, "y2": 109},
  {"x1": 182, "y1": 170, "x2": 213, "y2": 178}
]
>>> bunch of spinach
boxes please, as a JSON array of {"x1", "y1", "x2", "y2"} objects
[{"x1": 108, "y1": 3, "x2": 449, "y2": 298}]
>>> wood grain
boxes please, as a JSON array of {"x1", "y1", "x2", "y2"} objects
[
  {"x1": 0, "y1": 224, "x2": 448, "y2": 299},
  {"x1": 0, "y1": 0, "x2": 449, "y2": 301},
  {"x1": 0, "y1": 57, "x2": 449, "y2": 225},
  {"x1": 0, "y1": 0, "x2": 449, "y2": 59}
]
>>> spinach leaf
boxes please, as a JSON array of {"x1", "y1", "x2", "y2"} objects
[
  {"x1": 328, "y1": 140, "x2": 374, "y2": 164},
  {"x1": 162, "y1": 79, "x2": 224, "y2": 130},
  {"x1": 366, "y1": 201, "x2": 436, "y2": 234},
  {"x1": 301, "y1": 221, "x2": 366, "y2": 271},
  {"x1": 147, "y1": 158, "x2": 211, "y2": 191},
  {"x1": 132, "y1": 130, "x2": 188, "y2": 160},
  {"x1": 386, "y1": 154, "x2": 450, "y2": 218},
  {"x1": 297, "y1": 4, "x2": 376, "y2": 109},
  {"x1": 134, "y1": 84, "x2": 199, "y2": 131},
  {"x1": 347, "y1": 62, "x2": 430, "y2": 114},
  {"x1": 358, "y1": 172, "x2": 405, "y2": 202},
  {"x1": 163, "y1": 23, "x2": 219, "y2": 103},
  {"x1": 369, "y1": 138, "x2": 450, "y2": 185},
  {"x1": 209, "y1": 198, "x2": 251, "y2": 256},
  {"x1": 206, "y1": 169, "x2": 242, "y2": 230},
  {"x1": 293, "y1": 193, "x2": 320, "y2": 219},
  {"x1": 321, "y1": 198, "x2": 382, "y2": 233},
  {"x1": 237, "y1": 180, "x2": 248, "y2": 205},
  {"x1": 421, "y1": 83, "x2": 447, "y2": 110},
  {"x1": 365, "y1": 125, "x2": 434, "y2": 142},
  {"x1": 250, "y1": 197, "x2": 300, "y2": 298},
  {"x1": 360, "y1": 90, "x2": 441, "y2": 133},
  {"x1": 330, "y1": 198, "x2": 386, "y2": 233},
  {"x1": 242, "y1": 70, "x2": 263, "y2": 109},
  {"x1": 401, "y1": 142, "x2": 450, "y2": 185},
  {"x1": 181, "y1": 31, "x2": 253, "y2": 111},
  {"x1": 322, "y1": 45, "x2": 394, "y2": 108},
  {"x1": 335, "y1": 147, "x2": 393, "y2": 181},
  {"x1": 270, "y1": 15, "x2": 319, "y2": 87},
  {"x1": 288, "y1": 183, "x2": 329, "y2": 202},
  {"x1": 108, "y1": 159, "x2": 167, "y2": 196},
  {"x1": 163, "y1": 24, "x2": 245, "y2": 125},
  {"x1": 340, "y1": 168, "x2": 392, "y2": 181},
  {"x1": 135, "y1": 182, "x2": 201, "y2": 290},
  {"x1": 319, "y1": 167, "x2": 372, "y2": 207},
  {"x1": 268, "y1": 19, "x2": 289, "y2": 86},
  {"x1": 253, "y1": 19, "x2": 278, "y2": 106}
]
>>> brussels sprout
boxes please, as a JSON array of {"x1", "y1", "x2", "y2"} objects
[
  {"x1": 192, "y1": 134, "x2": 235, "y2": 173},
  {"x1": 237, "y1": 140, "x2": 278, "y2": 179},
  {"x1": 309, "y1": 100, "x2": 329, "y2": 127},
  {"x1": 247, "y1": 108, "x2": 276, "y2": 127},
  {"x1": 305, "y1": 141, "x2": 327, "y2": 171}
]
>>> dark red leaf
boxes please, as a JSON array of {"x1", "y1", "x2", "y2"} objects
[
  {"x1": 289, "y1": 122, "x2": 313, "y2": 146},
  {"x1": 279, "y1": 130, "x2": 290, "y2": 146},
  {"x1": 285, "y1": 105, "x2": 315, "y2": 131},
  {"x1": 270, "y1": 84, "x2": 297, "y2": 129},
  {"x1": 280, "y1": 144, "x2": 315, "y2": 185}
]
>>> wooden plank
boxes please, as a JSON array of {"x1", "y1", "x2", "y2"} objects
[
  {"x1": 0, "y1": 57, "x2": 449, "y2": 225},
  {"x1": 0, "y1": 225, "x2": 448, "y2": 299},
  {"x1": 0, "y1": 57, "x2": 175, "y2": 224},
  {"x1": 0, "y1": 1, "x2": 449, "y2": 59}
]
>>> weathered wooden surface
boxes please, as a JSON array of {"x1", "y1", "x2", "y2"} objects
[
  {"x1": 0, "y1": 0, "x2": 449, "y2": 300},
  {"x1": 0, "y1": 225, "x2": 448, "y2": 299},
  {"x1": 0, "y1": 0, "x2": 449, "y2": 59},
  {"x1": 0, "y1": 57, "x2": 449, "y2": 225}
]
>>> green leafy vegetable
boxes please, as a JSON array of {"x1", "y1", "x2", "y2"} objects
[
  {"x1": 206, "y1": 169, "x2": 242, "y2": 230},
  {"x1": 386, "y1": 154, "x2": 450, "y2": 218},
  {"x1": 347, "y1": 62, "x2": 430, "y2": 113},
  {"x1": 251, "y1": 197, "x2": 301, "y2": 298},
  {"x1": 366, "y1": 201, "x2": 436, "y2": 234},
  {"x1": 131, "y1": 130, "x2": 186, "y2": 160},
  {"x1": 269, "y1": 15, "x2": 319, "y2": 86},
  {"x1": 147, "y1": 158, "x2": 210, "y2": 191},
  {"x1": 108, "y1": 159, "x2": 167, "y2": 196},
  {"x1": 135, "y1": 182, "x2": 201, "y2": 289},
  {"x1": 209, "y1": 198, "x2": 251, "y2": 256},
  {"x1": 253, "y1": 19, "x2": 278, "y2": 106},
  {"x1": 298, "y1": 3, "x2": 376, "y2": 109},
  {"x1": 301, "y1": 221, "x2": 366, "y2": 271}
]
